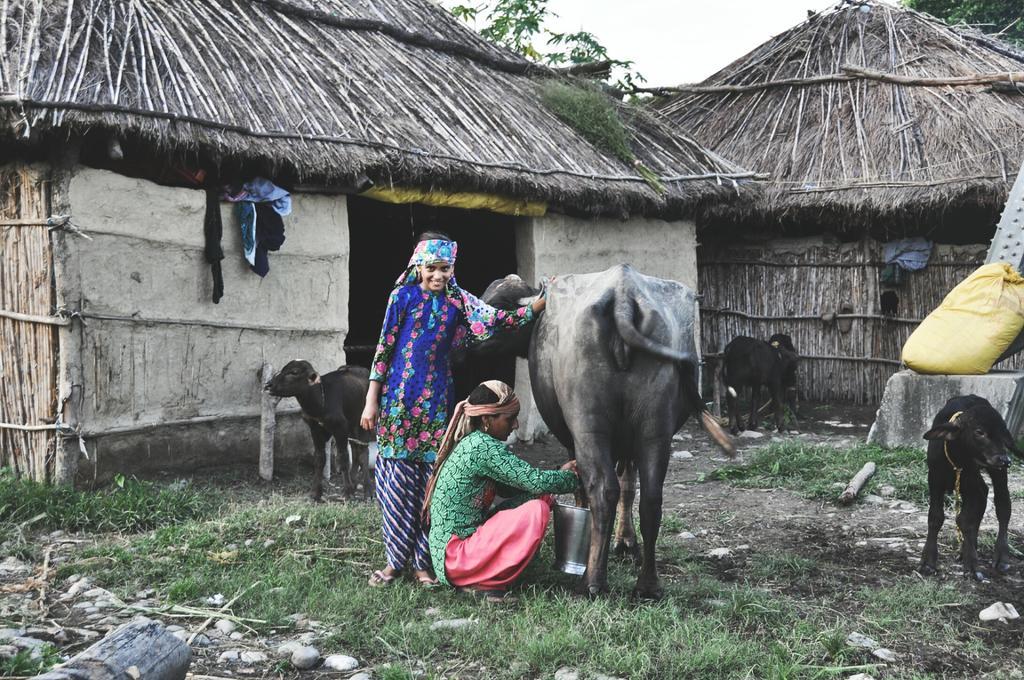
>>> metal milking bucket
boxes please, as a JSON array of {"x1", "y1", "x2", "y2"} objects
[{"x1": 552, "y1": 503, "x2": 591, "y2": 575}]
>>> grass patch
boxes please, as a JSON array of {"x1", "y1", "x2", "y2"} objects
[
  {"x1": 0, "y1": 644, "x2": 61, "y2": 676},
  {"x1": 0, "y1": 468, "x2": 214, "y2": 535},
  {"x1": 708, "y1": 443, "x2": 926, "y2": 505},
  {"x1": 59, "y1": 498, "x2": 925, "y2": 679}
]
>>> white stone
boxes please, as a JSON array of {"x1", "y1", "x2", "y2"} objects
[
  {"x1": 218, "y1": 650, "x2": 239, "y2": 663},
  {"x1": 214, "y1": 619, "x2": 238, "y2": 635},
  {"x1": 738, "y1": 430, "x2": 764, "y2": 439},
  {"x1": 846, "y1": 632, "x2": 878, "y2": 649},
  {"x1": 230, "y1": 632, "x2": 244, "y2": 640},
  {"x1": 554, "y1": 668, "x2": 580, "y2": 680},
  {"x1": 0, "y1": 628, "x2": 25, "y2": 641},
  {"x1": 430, "y1": 618, "x2": 477, "y2": 631},
  {"x1": 677, "y1": 531, "x2": 696, "y2": 540},
  {"x1": 277, "y1": 641, "x2": 304, "y2": 657},
  {"x1": 285, "y1": 514, "x2": 303, "y2": 526},
  {"x1": 863, "y1": 495, "x2": 886, "y2": 505},
  {"x1": 979, "y1": 602, "x2": 1020, "y2": 623},
  {"x1": 847, "y1": 674, "x2": 875, "y2": 680},
  {"x1": 239, "y1": 651, "x2": 268, "y2": 664},
  {"x1": 672, "y1": 450, "x2": 693, "y2": 460},
  {"x1": 290, "y1": 646, "x2": 320, "y2": 669},
  {"x1": 424, "y1": 607, "x2": 441, "y2": 617},
  {"x1": 190, "y1": 634, "x2": 213, "y2": 647},
  {"x1": 879, "y1": 485, "x2": 897, "y2": 497},
  {"x1": 350, "y1": 673, "x2": 372, "y2": 680},
  {"x1": 323, "y1": 655, "x2": 359, "y2": 671},
  {"x1": 205, "y1": 593, "x2": 226, "y2": 606},
  {"x1": 872, "y1": 648, "x2": 897, "y2": 662},
  {"x1": 707, "y1": 548, "x2": 732, "y2": 559},
  {"x1": 736, "y1": 544, "x2": 750, "y2": 551}
]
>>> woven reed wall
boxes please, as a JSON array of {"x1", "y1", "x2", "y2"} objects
[
  {"x1": 698, "y1": 238, "x2": 1014, "y2": 405},
  {"x1": 1, "y1": 164, "x2": 58, "y2": 481}
]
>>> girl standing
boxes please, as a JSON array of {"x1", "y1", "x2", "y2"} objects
[{"x1": 360, "y1": 233, "x2": 544, "y2": 587}]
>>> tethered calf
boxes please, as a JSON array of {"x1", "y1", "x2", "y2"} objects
[
  {"x1": 265, "y1": 361, "x2": 374, "y2": 501},
  {"x1": 919, "y1": 395, "x2": 1021, "y2": 581}
]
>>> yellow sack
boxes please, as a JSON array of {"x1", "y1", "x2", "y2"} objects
[{"x1": 902, "y1": 262, "x2": 1024, "y2": 374}]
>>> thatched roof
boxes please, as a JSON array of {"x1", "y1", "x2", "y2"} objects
[
  {"x1": 0, "y1": 0, "x2": 753, "y2": 219},
  {"x1": 655, "y1": 0, "x2": 1024, "y2": 232}
]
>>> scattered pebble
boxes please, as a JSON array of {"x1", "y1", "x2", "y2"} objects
[
  {"x1": 350, "y1": 673, "x2": 372, "y2": 680},
  {"x1": 230, "y1": 632, "x2": 244, "y2": 641},
  {"x1": 239, "y1": 651, "x2": 268, "y2": 664},
  {"x1": 707, "y1": 548, "x2": 732, "y2": 559},
  {"x1": 430, "y1": 618, "x2": 477, "y2": 631},
  {"x1": 979, "y1": 602, "x2": 1020, "y2": 623},
  {"x1": 554, "y1": 668, "x2": 580, "y2": 680},
  {"x1": 672, "y1": 450, "x2": 693, "y2": 460},
  {"x1": 322, "y1": 654, "x2": 359, "y2": 671},
  {"x1": 678, "y1": 531, "x2": 696, "y2": 540},
  {"x1": 218, "y1": 650, "x2": 239, "y2": 663},
  {"x1": 214, "y1": 619, "x2": 238, "y2": 635},
  {"x1": 738, "y1": 430, "x2": 764, "y2": 439},
  {"x1": 848, "y1": 674, "x2": 875, "y2": 680},
  {"x1": 846, "y1": 632, "x2": 878, "y2": 649},
  {"x1": 290, "y1": 646, "x2": 320, "y2": 669},
  {"x1": 284, "y1": 514, "x2": 303, "y2": 526},
  {"x1": 879, "y1": 485, "x2": 896, "y2": 497},
  {"x1": 277, "y1": 641, "x2": 304, "y2": 658},
  {"x1": 244, "y1": 539, "x2": 254, "y2": 547},
  {"x1": 205, "y1": 594, "x2": 226, "y2": 606},
  {"x1": 872, "y1": 648, "x2": 898, "y2": 662},
  {"x1": 424, "y1": 607, "x2": 441, "y2": 617}
]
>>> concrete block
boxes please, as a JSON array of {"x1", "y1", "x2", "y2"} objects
[{"x1": 867, "y1": 370, "x2": 1024, "y2": 449}]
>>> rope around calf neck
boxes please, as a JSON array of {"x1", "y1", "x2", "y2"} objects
[{"x1": 944, "y1": 411, "x2": 965, "y2": 546}]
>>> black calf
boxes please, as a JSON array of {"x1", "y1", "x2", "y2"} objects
[
  {"x1": 722, "y1": 333, "x2": 799, "y2": 434},
  {"x1": 920, "y1": 395, "x2": 1021, "y2": 581},
  {"x1": 265, "y1": 360, "x2": 374, "y2": 501}
]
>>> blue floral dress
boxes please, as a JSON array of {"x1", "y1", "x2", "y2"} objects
[{"x1": 369, "y1": 284, "x2": 535, "y2": 463}]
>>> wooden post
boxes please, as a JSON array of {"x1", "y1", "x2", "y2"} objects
[
  {"x1": 839, "y1": 462, "x2": 876, "y2": 505},
  {"x1": 33, "y1": 619, "x2": 190, "y2": 680},
  {"x1": 259, "y1": 363, "x2": 278, "y2": 482}
]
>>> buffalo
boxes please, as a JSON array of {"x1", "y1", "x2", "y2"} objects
[{"x1": 475, "y1": 265, "x2": 734, "y2": 598}]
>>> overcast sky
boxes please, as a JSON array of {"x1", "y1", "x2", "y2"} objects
[{"x1": 444, "y1": 0, "x2": 888, "y2": 87}]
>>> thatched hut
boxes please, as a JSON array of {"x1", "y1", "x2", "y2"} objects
[
  {"x1": 0, "y1": 0, "x2": 752, "y2": 484},
  {"x1": 656, "y1": 0, "x2": 1024, "y2": 405}
]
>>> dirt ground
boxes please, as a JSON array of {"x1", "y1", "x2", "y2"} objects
[
  {"x1": 513, "y1": 402, "x2": 1024, "y2": 676},
  {"x1": 5, "y1": 402, "x2": 1024, "y2": 677}
]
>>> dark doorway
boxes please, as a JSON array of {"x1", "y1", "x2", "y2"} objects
[{"x1": 346, "y1": 196, "x2": 520, "y2": 400}]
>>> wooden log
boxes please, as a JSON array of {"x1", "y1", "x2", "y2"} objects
[
  {"x1": 259, "y1": 363, "x2": 278, "y2": 482},
  {"x1": 839, "y1": 462, "x2": 877, "y2": 505},
  {"x1": 33, "y1": 619, "x2": 190, "y2": 680}
]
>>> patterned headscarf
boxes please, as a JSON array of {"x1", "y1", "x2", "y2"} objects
[
  {"x1": 394, "y1": 238, "x2": 459, "y2": 288},
  {"x1": 392, "y1": 238, "x2": 523, "y2": 345},
  {"x1": 421, "y1": 380, "x2": 521, "y2": 520}
]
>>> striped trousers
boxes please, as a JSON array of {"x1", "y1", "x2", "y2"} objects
[{"x1": 375, "y1": 457, "x2": 431, "y2": 572}]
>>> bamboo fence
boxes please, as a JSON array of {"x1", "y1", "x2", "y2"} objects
[
  {"x1": 698, "y1": 239, "x2": 1010, "y2": 405},
  {"x1": 1, "y1": 165, "x2": 58, "y2": 481}
]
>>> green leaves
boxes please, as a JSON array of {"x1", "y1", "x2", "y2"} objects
[{"x1": 905, "y1": 0, "x2": 1023, "y2": 46}]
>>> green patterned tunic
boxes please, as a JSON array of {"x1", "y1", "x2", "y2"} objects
[{"x1": 428, "y1": 430, "x2": 578, "y2": 585}]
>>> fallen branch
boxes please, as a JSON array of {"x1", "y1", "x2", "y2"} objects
[
  {"x1": 839, "y1": 462, "x2": 877, "y2": 505},
  {"x1": 37, "y1": 545, "x2": 54, "y2": 613}
]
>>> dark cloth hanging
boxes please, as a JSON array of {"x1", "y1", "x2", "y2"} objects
[
  {"x1": 203, "y1": 186, "x2": 225, "y2": 303},
  {"x1": 251, "y1": 202, "x2": 286, "y2": 277}
]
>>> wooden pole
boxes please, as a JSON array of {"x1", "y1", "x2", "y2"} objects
[
  {"x1": 259, "y1": 363, "x2": 278, "y2": 482},
  {"x1": 33, "y1": 619, "x2": 190, "y2": 680},
  {"x1": 839, "y1": 462, "x2": 877, "y2": 505}
]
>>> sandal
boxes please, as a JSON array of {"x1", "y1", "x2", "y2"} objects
[
  {"x1": 368, "y1": 569, "x2": 397, "y2": 587},
  {"x1": 413, "y1": 572, "x2": 439, "y2": 588}
]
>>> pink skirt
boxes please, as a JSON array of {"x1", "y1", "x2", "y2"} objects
[{"x1": 444, "y1": 496, "x2": 553, "y2": 591}]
